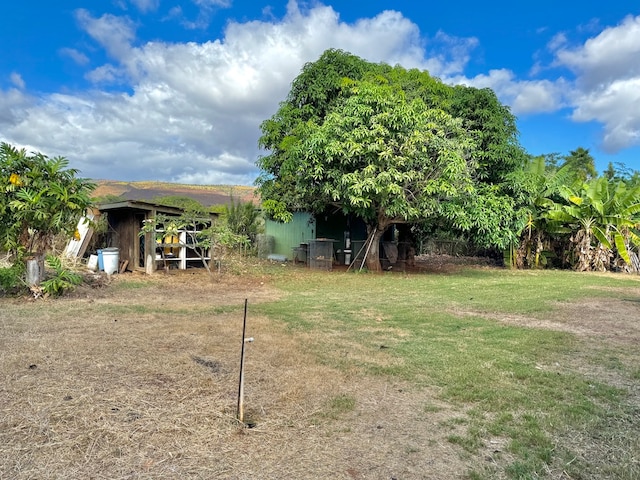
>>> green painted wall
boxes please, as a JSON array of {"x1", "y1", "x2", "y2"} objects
[
  {"x1": 264, "y1": 212, "x2": 316, "y2": 259},
  {"x1": 264, "y1": 211, "x2": 370, "y2": 261}
]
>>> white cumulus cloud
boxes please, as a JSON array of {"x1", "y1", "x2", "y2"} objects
[
  {"x1": 571, "y1": 77, "x2": 640, "y2": 152},
  {"x1": 130, "y1": 0, "x2": 160, "y2": 13},
  {"x1": 447, "y1": 69, "x2": 567, "y2": 115},
  {"x1": 59, "y1": 47, "x2": 90, "y2": 66},
  {"x1": 75, "y1": 9, "x2": 137, "y2": 61},
  {"x1": 552, "y1": 14, "x2": 640, "y2": 151},
  {"x1": 447, "y1": 13, "x2": 640, "y2": 155}
]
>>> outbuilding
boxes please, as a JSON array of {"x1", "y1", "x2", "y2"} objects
[{"x1": 97, "y1": 200, "x2": 218, "y2": 274}]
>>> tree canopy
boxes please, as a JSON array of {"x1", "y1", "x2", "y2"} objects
[
  {"x1": 563, "y1": 147, "x2": 597, "y2": 183},
  {"x1": 257, "y1": 49, "x2": 527, "y2": 269}
]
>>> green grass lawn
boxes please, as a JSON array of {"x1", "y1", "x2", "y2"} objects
[{"x1": 255, "y1": 267, "x2": 640, "y2": 479}]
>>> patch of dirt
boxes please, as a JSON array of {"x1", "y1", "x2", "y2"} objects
[
  {"x1": 453, "y1": 292, "x2": 640, "y2": 398},
  {"x1": 453, "y1": 295, "x2": 640, "y2": 349},
  {"x1": 451, "y1": 284, "x2": 640, "y2": 479},
  {"x1": 411, "y1": 254, "x2": 497, "y2": 274},
  {"x1": 553, "y1": 295, "x2": 640, "y2": 346},
  {"x1": 67, "y1": 268, "x2": 281, "y2": 306}
]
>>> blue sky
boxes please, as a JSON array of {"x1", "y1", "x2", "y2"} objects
[{"x1": 1, "y1": 0, "x2": 639, "y2": 184}]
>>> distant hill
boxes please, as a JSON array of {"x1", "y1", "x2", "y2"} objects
[{"x1": 92, "y1": 180, "x2": 259, "y2": 207}]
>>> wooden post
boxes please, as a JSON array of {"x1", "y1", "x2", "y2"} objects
[{"x1": 237, "y1": 299, "x2": 249, "y2": 423}]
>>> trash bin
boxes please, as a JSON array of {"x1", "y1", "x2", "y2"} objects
[
  {"x1": 102, "y1": 247, "x2": 120, "y2": 274},
  {"x1": 292, "y1": 246, "x2": 307, "y2": 264}
]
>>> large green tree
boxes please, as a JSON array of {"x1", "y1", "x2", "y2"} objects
[
  {"x1": 449, "y1": 85, "x2": 525, "y2": 184},
  {"x1": 258, "y1": 49, "x2": 378, "y2": 218},
  {"x1": 436, "y1": 85, "x2": 529, "y2": 253},
  {"x1": 260, "y1": 76, "x2": 475, "y2": 270},
  {"x1": 257, "y1": 50, "x2": 527, "y2": 270},
  {"x1": 563, "y1": 147, "x2": 597, "y2": 182}
]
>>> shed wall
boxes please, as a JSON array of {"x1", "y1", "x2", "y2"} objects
[
  {"x1": 106, "y1": 210, "x2": 145, "y2": 270},
  {"x1": 264, "y1": 212, "x2": 315, "y2": 259}
]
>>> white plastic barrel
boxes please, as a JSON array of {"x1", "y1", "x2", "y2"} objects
[{"x1": 102, "y1": 247, "x2": 120, "y2": 274}]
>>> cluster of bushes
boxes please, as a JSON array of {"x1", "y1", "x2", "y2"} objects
[{"x1": 0, "y1": 142, "x2": 95, "y2": 297}]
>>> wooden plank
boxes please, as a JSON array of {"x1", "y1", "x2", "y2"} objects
[
  {"x1": 119, "y1": 259, "x2": 129, "y2": 274},
  {"x1": 63, "y1": 213, "x2": 95, "y2": 258}
]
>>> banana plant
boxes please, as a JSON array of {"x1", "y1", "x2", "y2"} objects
[
  {"x1": 511, "y1": 156, "x2": 576, "y2": 268},
  {"x1": 545, "y1": 177, "x2": 640, "y2": 271}
]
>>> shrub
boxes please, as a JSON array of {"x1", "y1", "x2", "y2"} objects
[
  {"x1": 40, "y1": 255, "x2": 82, "y2": 297},
  {"x1": 0, "y1": 261, "x2": 24, "y2": 294}
]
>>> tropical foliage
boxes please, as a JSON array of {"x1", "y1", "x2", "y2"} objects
[
  {"x1": 508, "y1": 156, "x2": 576, "y2": 268},
  {"x1": 40, "y1": 255, "x2": 83, "y2": 297},
  {"x1": 224, "y1": 198, "x2": 262, "y2": 246},
  {"x1": 546, "y1": 178, "x2": 640, "y2": 271},
  {"x1": 0, "y1": 261, "x2": 24, "y2": 294},
  {"x1": 507, "y1": 154, "x2": 640, "y2": 272},
  {"x1": 563, "y1": 147, "x2": 597, "y2": 183},
  {"x1": 0, "y1": 142, "x2": 95, "y2": 257}
]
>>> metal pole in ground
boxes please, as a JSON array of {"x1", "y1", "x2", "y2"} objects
[
  {"x1": 237, "y1": 299, "x2": 253, "y2": 424},
  {"x1": 346, "y1": 239, "x2": 369, "y2": 272}
]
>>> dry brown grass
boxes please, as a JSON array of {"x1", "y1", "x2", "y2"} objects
[
  {"x1": 1, "y1": 271, "x2": 464, "y2": 479},
  {"x1": 3, "y1": 265, "x2": 638, "y2": 479}
]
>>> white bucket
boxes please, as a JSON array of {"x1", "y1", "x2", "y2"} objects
[
  {"x1": 87, "y1": 254, "x2": 99, "y2": 272},
  {"x1": 102, "y1": 247, "x2": 120, "y2": 274}
]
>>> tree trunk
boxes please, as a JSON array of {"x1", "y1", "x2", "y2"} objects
[
  {"x1": 365, "y1": 226, "x2": 387, "y2": 272},
  {"x1": 25, "y1": 253, "x2": 45, "y2": 286}
]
